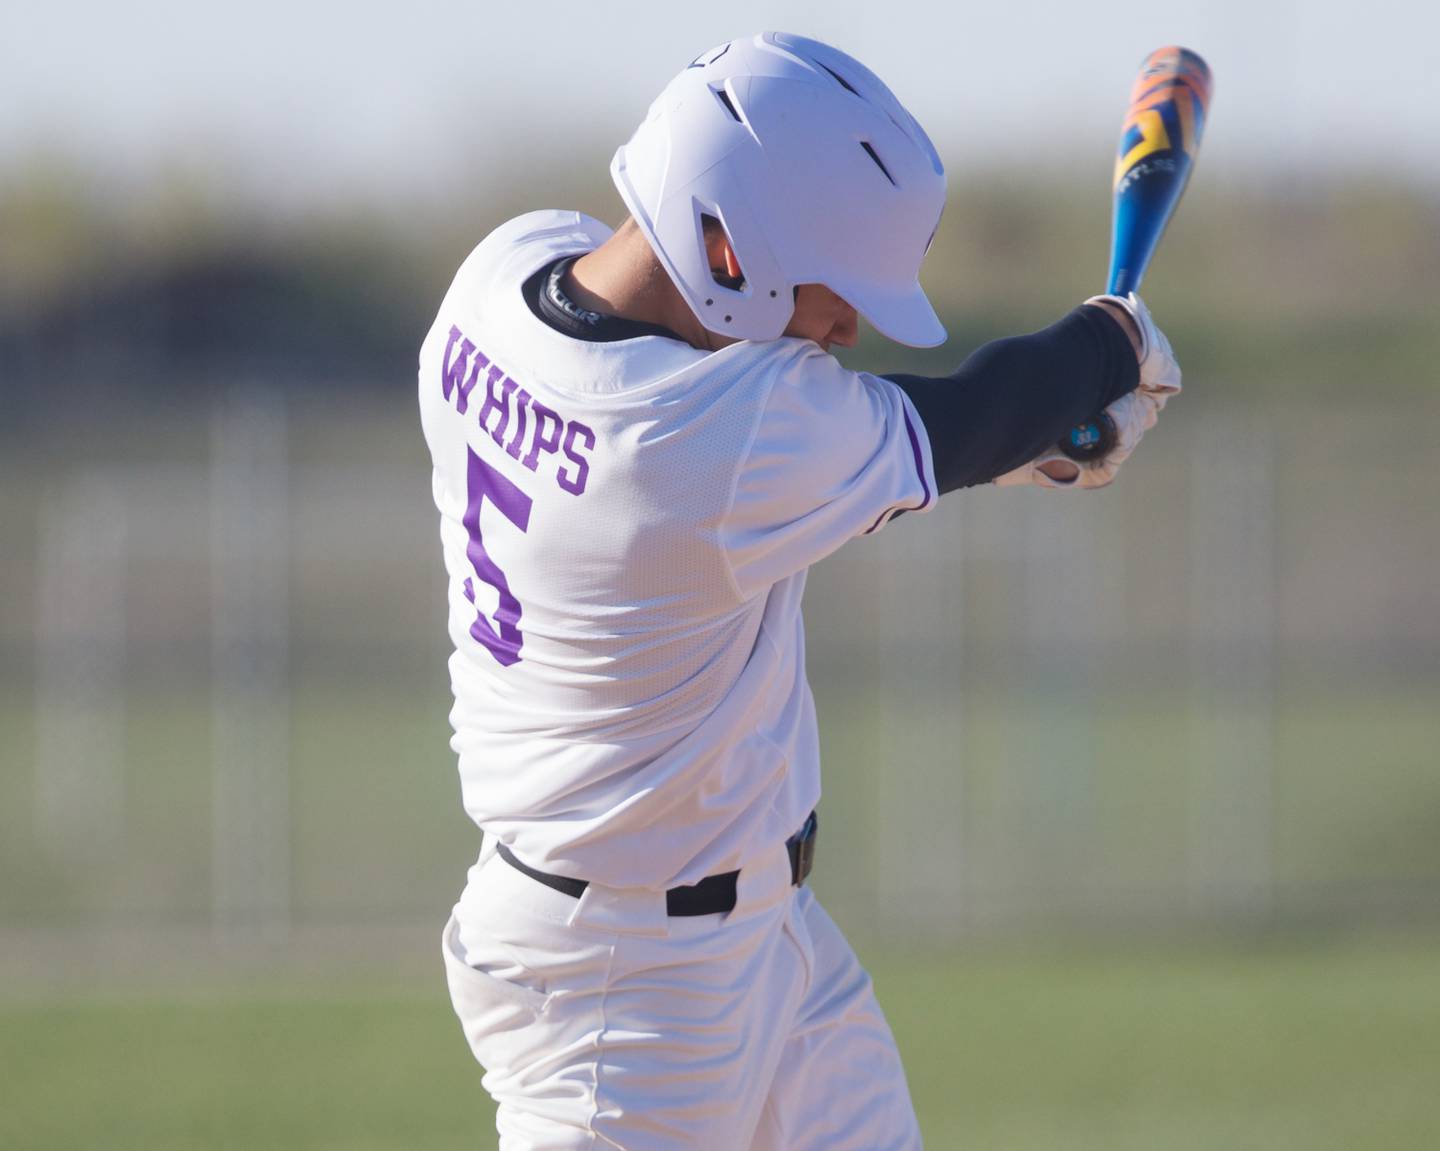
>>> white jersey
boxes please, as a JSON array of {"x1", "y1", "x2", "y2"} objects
[{"x1": 419, "y1": 210, "x2": 936, "y2": 889}]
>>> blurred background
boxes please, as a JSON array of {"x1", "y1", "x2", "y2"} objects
[{"x1": 3, "y1": 1, "x2": 1438, "y2": 1148}]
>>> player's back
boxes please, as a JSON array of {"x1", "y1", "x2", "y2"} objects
[{"x1": 419, "y1": 211, "x2": 841, "y2": 887}]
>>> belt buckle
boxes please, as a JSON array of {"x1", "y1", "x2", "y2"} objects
[{"x1": 787, "y1": 810, "x2": 818, "y2": 887}]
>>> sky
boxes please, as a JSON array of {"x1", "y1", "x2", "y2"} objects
[{"x1": 4, "y1": 0, "x2": 1439, "y2": 208}]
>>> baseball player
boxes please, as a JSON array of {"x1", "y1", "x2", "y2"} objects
[{"x1": 419, "y1": 31, "x2": 1179, "y2": 1150}]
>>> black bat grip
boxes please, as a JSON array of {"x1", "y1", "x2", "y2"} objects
[{"x1": 1058, "y1": 411, "x2": 1118, "y2": 462}]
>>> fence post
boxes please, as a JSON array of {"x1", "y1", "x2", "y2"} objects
[
  {"x1": 210, "y1": 392, "x2": 292, "y2": 945},
  {"x1": 33, "y1": 479, "x2": 128, "y2": 860}
]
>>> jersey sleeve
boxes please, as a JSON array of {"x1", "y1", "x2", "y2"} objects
[{"x1": 720, "y1": 347, "x2": 936, "y2": 600}]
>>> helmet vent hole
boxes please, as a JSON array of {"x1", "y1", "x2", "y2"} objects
[
  {"x1": 688, "y1": 42, "x2": 732, "y2": 70},
  {"x1": 816, "y1": 61, "x2": 860, "y2": 96},
  {"x1": 859, "y1": 141, "x2": 897, "y2": 186},
  {"x1": 711, "y1": 84, "x2": 743, "y2": 123}
]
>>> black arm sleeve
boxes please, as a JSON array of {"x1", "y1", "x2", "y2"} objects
[{"x1": 885, "y1": 305, "x2": 1139, "y2": 494}]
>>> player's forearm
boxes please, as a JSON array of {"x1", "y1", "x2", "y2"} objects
[{"x1": 885, "y1": 305, "x2": 1139, "y2": 494}]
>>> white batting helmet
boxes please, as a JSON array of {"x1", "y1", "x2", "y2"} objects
[{"x1": 611, "y1": 32, "x2": 948, "y2": 347}]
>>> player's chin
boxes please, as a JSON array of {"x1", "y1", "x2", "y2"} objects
[
  {"x1": 828, "y1": 321, "x2": 860, "y2": 352},
  {"x1": 816, "y1": 325, "x2": 858, "y2": 354}
]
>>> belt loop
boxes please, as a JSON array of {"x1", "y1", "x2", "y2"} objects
[{"x1": 569, "y1": 881, "x2": 671, "y2": 938}]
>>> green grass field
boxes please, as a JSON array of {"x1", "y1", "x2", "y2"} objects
[{"x1": 4, "y1": 937, "x2": 1439, "y2": 1150}]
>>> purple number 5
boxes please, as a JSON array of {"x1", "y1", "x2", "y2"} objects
[{"x1": 462, "y1": 448, "x2": 533, "y2": 666}]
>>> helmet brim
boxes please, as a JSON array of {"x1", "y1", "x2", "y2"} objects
[{"x1": 841, "y1": 279, "x2": 948, "y2": 349}]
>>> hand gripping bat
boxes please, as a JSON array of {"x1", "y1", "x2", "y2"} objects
[{"x1": 1058, "y1": 46, "x2": 1213, "y2": 462}]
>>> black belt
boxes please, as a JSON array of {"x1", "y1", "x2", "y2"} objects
[{"x1": 494, "y1": 810, "x2": 819, "y2": 918}]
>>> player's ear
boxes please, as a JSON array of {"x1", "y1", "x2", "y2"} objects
[
  {"x1": 701, "y1": 213, "x2": 745, "y2": 289},
  {"x1": 721, "y1": 241, "x2": 743, "y2": 283}
]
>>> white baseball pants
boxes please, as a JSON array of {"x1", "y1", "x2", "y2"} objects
[{"x1": 442, "y1": 840, "x2": 922, "y2": 1149}]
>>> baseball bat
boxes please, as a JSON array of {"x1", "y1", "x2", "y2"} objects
[{"x1": 1057, "y1": 46, "x2": 1213, "y2": 462}]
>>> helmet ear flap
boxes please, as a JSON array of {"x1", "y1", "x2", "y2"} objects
[{"x1": 672, "y1": 196, "x2": 792, "y2": 337}]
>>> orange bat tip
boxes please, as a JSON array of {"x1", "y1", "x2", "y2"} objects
[{"x1": 1132, "y1": 45, "x2": 1214, "y2": 106}]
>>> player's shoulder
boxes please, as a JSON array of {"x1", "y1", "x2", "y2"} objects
[
  {"x1": 423, "y1": 210, "x2": 612, "y2": 368},
  {"x1": 476, "y1": 210, "x2": 611, "y2": 264},
  {"x1": 706, "y1": 336, "x2": 847, "y2": 390},
  {"x1": 735, "y1": 337, "x2": 895, "y2": 415},
  {"x1": 451, "y1": 210, "x2": 612, "y2": 304},
  {"x1": 714, "y1": 344, "x2": 910, "y2": 503},
  {"x1": 666, "y1": 339, "x2": 900, "y2": 452},
  {"x1": 646, "y1": 336, "x2": 830, "y2": 420}
]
